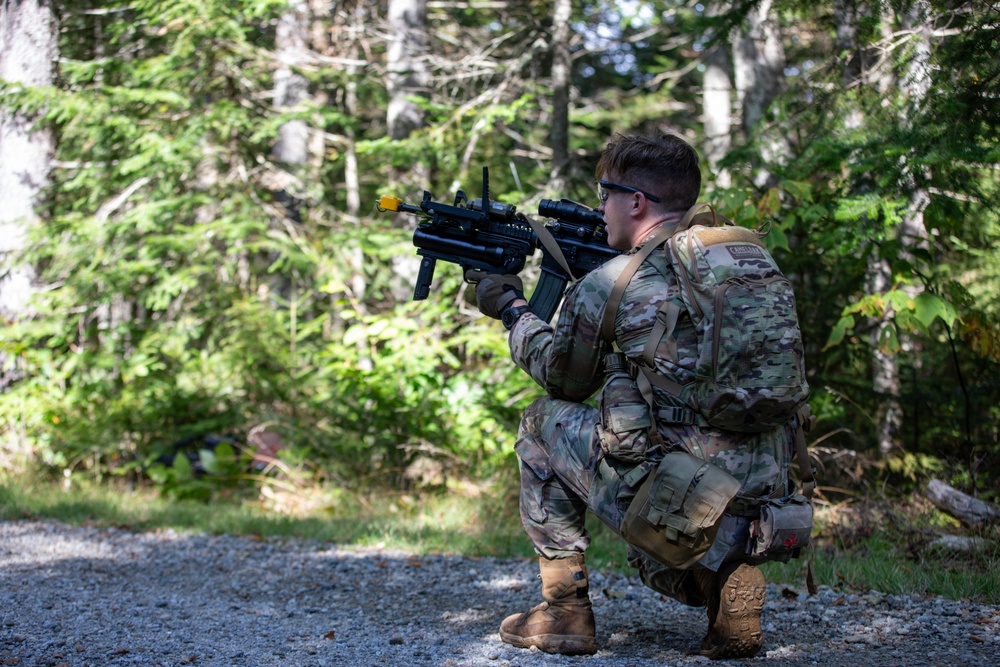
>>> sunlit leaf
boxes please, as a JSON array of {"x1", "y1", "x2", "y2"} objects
[
  {"x1": 824, "y1": 314, "x2": 855, "y2": 350},
  {"x1": 878, "y1": 325, "x2": 900, "y2": 355},
  {"x1": 912, "y1": 293, "x2": 959, "y2": 329}
]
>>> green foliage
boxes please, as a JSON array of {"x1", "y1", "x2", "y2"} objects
[
  {"x1": 143, "y1": 440, "x2": 249, "y2": 500},
  {"x1": 1, "y1": 0, "x2": 998, "y2": 503},
  {"x1": 0, "y1": 0, "x2": 538, "y2": 497}
]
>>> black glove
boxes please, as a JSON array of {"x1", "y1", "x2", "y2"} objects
[{"x1": 465, "y1": 270, "x2": 524, "y2": 319}]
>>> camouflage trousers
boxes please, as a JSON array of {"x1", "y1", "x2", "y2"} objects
[{"x1": 514, "y1": 395, "x2": 763, "y2": 607}]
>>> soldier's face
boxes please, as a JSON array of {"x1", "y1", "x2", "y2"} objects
[{"x1": 597, "y1": 172, "x2": 635, "y2": 250}]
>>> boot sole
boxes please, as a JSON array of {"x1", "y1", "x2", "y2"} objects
[
  {"x1": 499, "y1": 629, "x2": 596, "y2": 655},
  {"x1": 701, "y1": 563, "x2": 766, "y2": 660}
]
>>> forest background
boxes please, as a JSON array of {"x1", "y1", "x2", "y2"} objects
[{"x1": 0, "y1": 0, "x2": 998, "y2": 580}]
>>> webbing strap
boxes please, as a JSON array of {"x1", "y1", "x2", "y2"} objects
[
  {"x1": 600, "y1": 203, "x2": 724, "y2": 342},
  {"x1": 643, "y1": 300, "x2": 681, "y2": 366},
  {"x1": 795, "y1": 404, "x2": 817, "y2": 499},
  {"x1": 528, "y1": 217, "x2": 576, "y2": 281},
  {"x1": 636, "y1": 362, "x2": 686, "y2": 399},
  {"x1": 600, "y1": 223, "x2": 679, "y2": 343},
  {"x1": 598, "y1": 218, "x2": 695, "y2": 450},
  {"x1": 635, "y1": 369, "x2": 666, "y2": 447},
  {"x1": 669, "y1": 233, "x2": 703, "y2": 320},
  {"x1": 678, "y1": 202, "x2": 718, "y2": 232}
]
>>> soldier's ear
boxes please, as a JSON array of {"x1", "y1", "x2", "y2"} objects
[{"x1": 630, "y1": 193, "x2": 645, "y2": 217}]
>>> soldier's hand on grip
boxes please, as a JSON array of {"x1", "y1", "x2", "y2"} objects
[{"x1": 465, "y1": 270, "x2": 524, "y2": 319}]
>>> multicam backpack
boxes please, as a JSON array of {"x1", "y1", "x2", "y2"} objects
[{"x1": 600, "y1": 203, "x2": 810, "y2": 433}]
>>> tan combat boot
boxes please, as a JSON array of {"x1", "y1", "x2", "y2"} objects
[
  {"x1": 693, "y1": 562, "x2": 767, "y2": 659},
  {"x1": 499, "y1": 553, "x2": 596, "y2": 655}
]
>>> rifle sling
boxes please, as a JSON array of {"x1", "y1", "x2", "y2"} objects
[{"x1": 528, "y1": 218, "x2": 576, "y2": 283}]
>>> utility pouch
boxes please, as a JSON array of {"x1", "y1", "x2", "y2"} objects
[
  {"x1": 596, "y1": 353, "x2": 651, "y2": 464},
  {"x1": 620, "y1": 451, "x2": 741, "y2": 570},
  {"x1": 747, "y1": 495, "x2": 813, "y2": 562}
]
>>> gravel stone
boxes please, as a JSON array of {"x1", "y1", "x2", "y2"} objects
[{"x1": 2, "y1": 519, "x2": 999, "y2": 666}]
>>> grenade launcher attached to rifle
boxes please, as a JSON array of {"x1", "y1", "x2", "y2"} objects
[{"x1": 377, "y1": 167, "x2": 619, "y2": 322}]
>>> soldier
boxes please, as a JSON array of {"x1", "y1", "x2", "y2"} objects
[{"x1": 469, "y1": 132, "x2": 802, "y2": 659}]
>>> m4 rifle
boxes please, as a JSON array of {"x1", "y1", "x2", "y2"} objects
[{"x1": 377, "y1": 167, "x2": 619, "y2": 322}]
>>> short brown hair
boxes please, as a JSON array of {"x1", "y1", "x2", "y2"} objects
[{"x1": 594, "y1": 133, "x2": 701, "y2": 211}]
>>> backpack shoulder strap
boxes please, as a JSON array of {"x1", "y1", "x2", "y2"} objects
[
  {"x1": 599, "y1": 200, "x2": 724, "y2": 352},
  {"x1": 599, "y1": 223, "x2": 680, "y2": 343}
]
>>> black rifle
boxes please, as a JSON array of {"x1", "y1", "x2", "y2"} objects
[{"x1": 377, "y1": 167, "x2": 620, "y2": 321}]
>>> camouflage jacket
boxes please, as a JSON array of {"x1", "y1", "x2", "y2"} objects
[{"x1": 508, "y1": 222, "x2": 794, "y2": 497}]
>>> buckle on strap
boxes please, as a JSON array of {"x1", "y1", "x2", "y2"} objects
[
  {"x1": 727, "y1": 496, "x2": 764, "y2": 517},
  {"x1": 656, "y1": 406, "x2": 696, "y2": 425}
]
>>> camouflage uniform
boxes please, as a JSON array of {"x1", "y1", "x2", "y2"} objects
[{"x1": 507, "y1": 222, "x2": 795, "y2": 606}]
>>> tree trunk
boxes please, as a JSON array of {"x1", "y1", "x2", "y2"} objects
[
  {"x1": 0, "y1": 0, "x2": 56, "y2": 461},
  {"x1": 731, "y1": 0, "x2": 786, "y2": 188},
  {"x1": 387, "y1": 0, "x2": 428, "y2": 141},
  {"x1": 343, "y1": 67, "x2": 362, "y2": 217},
  {"x1": 0, "y1": 0, "x2": 56, "y2": 394},
  {"x1": 866, "y1": 256, "x2": 904, "y2": 455},
  {"x1": 703, "y1": 40, "x2": 732, "y2": 188},
  {"x1": 341, "y1": 9, "x2": 363, "y2": 218},
  {"x1": 894, "y1": 0, "x2": 933, "y2": 452},
  {"x1": 274, "y1": 0, "x2": 311, "y2": 166},
  {"x1": 864, "y1": 0, "x2": 932, "y2": 456},
  {"x1": 834, "y1": 0, "x2": 910, "y2": 456},
  {"x1": 732, "y1": 0, "x2": 784, "y2": 132},
  {"x1": 548, "y1": 0, "x2": 572, "y2": 192},
  {"x1": 272, "y1": 0, "x2": 312, "y2": 223},
  {"x1": 386, "y1": 0, "x2": 429, "y2": 189}
]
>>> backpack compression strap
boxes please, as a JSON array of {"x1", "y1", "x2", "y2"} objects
[{"x1": 794, "y1": 404, "x2": 817, "y2": 499}]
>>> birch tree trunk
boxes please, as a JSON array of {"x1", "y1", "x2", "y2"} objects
[
  {"x1": 339, "y1": 2, "x2": 364, "y2": 218},
  {"x1": 386, "y1": 0, "x2": 429, "y2": 189},
  {"x1": 548, "y1": 0, "x2": 572, "y2": 192},
  {"x1": 892, "y1": 0, "x2": 933, "y2": 451},
  {"x1": 274, "y1": 0, "x2": 310, "y2": 165},
  {"x1": 0, "y1": 0, "x2": 55, "y2": 458},
  {"x1": 702, "y1": 13, "x2": 733, "y2": 189},
  {"x1": 0, "y1": 0, "x2": 55, "y2": 320},
  {"x1": 866, "y1": 254, "x2": 903, "y2": 455},
  {"x1": 898, "y1": 0, "x2": 932, "y2": 253},
  {"x1": 342, "y1": 65, "x2": 362, "y2": 217},
  {"x1": 862, "y1": 33, "x2": 903, "y2": 455},
  {"x1": 731, "y1": 0, "x2": 787, "y2": 189},
  {"x1": 272, "y1": 0, "x2": 312, "y2": 221}
]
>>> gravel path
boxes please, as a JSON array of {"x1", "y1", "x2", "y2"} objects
[{"x1": 2, "y1": 519, "x2": 998, "y2": 667}]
